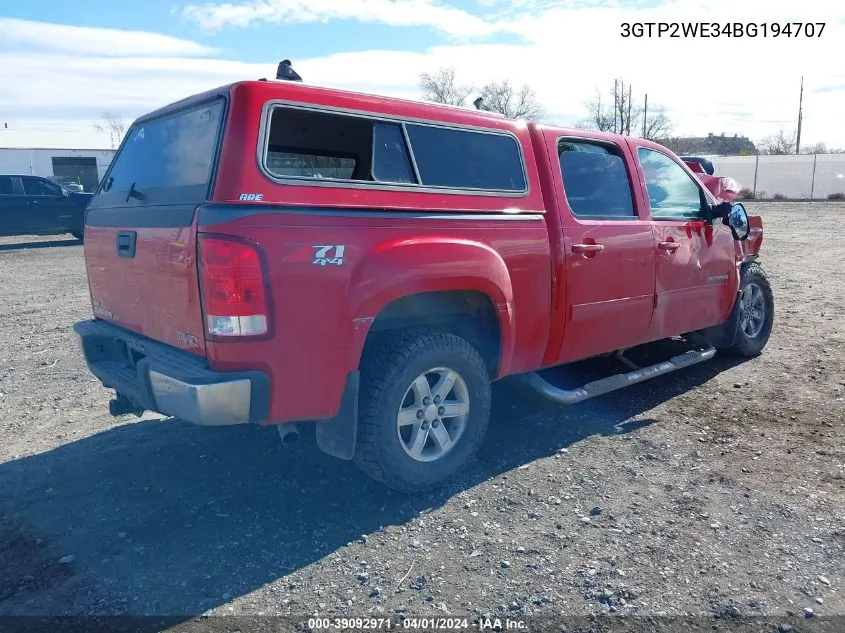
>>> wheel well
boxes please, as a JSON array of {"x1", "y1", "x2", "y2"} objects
[{"x1": 367, "y1": 290, "x2": 501, "y2": 375}]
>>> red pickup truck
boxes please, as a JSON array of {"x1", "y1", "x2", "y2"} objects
[{"x1": 73, "y1": 71, "x2": 773, "y2": 492}]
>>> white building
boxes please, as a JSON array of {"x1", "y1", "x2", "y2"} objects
[
  {"x1": 0, "y1": 147, "x2": 115, "y2": 193},
  {"x1": 0, "y1": 125, "x2": 117, "y2": 193}
]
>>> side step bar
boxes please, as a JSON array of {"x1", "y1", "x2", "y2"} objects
[{"x1": 523, "y1": 342, "x2": 717, "y2": 405}]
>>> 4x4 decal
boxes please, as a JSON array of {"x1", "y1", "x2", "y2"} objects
[{"x1": 312, "y1": 245, "x2": 345, "y2": 266}]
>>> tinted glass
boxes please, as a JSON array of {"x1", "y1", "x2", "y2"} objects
[
  {"x1": 405, "y1": 124, "x2": 526, "y2": 191},
  {"x1": 22, "y1": 177, "x2": 62, "y2": 196},
  {"x1": 0, "y1": 176, "x2": 14, "y2": 195},
  {"x1": 558, "y1": 141, "x2": 635, "y2": 217},
  {"x1": 267, "y1": 148, "x2": 356, "y2": 179},
  {"x1": 371, "y1": 123, "x2": 415, "y2": 184},
  {"x1": 638, "y1": 148, "x2": 703, "y2": 218},
  {"x1": 102, "y1": 101, "x2": 223, "y2": 198}
]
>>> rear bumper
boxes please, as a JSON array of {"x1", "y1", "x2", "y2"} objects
[{"x1": 72, "y1": 319, "x2": 270, "y2": 425}]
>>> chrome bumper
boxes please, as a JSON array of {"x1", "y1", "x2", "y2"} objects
[
  {"x1": 73, "y1": 319, "x2": 270, "y2": 426},
  {"x1": 148, "y1": 370, "x2": 253, "y2": 426}
]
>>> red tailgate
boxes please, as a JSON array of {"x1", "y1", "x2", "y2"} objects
[{"x1": 84, "y1": 221, "x2": 207, "y2": 354}]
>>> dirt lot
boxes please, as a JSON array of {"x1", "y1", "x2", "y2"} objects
[{"x1": 0, "y1": 203, "x2": 843, "y2": 626}]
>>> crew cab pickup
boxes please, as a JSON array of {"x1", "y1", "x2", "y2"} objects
[{"x1": 73, "y1": 71, "x2": 773, "y2": 492}]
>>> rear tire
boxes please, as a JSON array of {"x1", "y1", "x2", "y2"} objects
[
  {"x1": 725, "y1": 262, "x2": 774, "y2": 357},
  {"x1": 354, "y1": 329, "x2": 491, "y2": 492}
]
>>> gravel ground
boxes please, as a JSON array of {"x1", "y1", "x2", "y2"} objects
[{"x1": 0, "y1": 203, "x2": 843, "y2": 626}]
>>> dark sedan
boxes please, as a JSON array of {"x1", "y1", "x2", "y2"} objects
[{"x1": 0, "y1": 174, "x2": 92, "y2": 241}]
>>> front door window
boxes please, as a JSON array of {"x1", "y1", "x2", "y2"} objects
[{"x1": 637, "y1": 147, "x2": 704, "y2": 220}]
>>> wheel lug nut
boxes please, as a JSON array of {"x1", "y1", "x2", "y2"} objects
[
  {"x1": 438, "y1": 407, "x2": 445, "y2": 415},
  {"x1": 434, "y1": 396, "x2": 441, "y2": 404},
  {"x1": 432, "y1": 420, "x2": 439, "y2": 427},
  {"x1": 423, "y1": 397, "x2": 431, "y2": 406},
  {"x1": 417, "y1": 409, "x2": 424, "y2": 419},
  {"x1": 421, "y1": 422, "x2": 429, "y2": 429}
]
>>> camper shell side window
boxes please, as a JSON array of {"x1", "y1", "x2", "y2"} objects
[{"x1": 259, "y1": 104, "x2": 528, "y2": 195}]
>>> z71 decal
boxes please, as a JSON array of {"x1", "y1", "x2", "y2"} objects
[{"x1": 312, "y1": 245, "x2": 345, "y2": 266}]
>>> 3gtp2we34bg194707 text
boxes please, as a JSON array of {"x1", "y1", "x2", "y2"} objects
[{"x1": 621, "y1": 22, "x2": 826, "y2": 37}]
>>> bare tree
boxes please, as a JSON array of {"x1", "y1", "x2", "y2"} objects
[
  {"x1": 581, "y1": 89, "x2": 615, "y2": 132},
  {"x1": 641, "y1": 105, "x2": 673, "y2": 141},
  {"x1": 478, "y1": 79, "x2": 545, "y2": 120},
  {"x1": 584, "y1": 78, "x2": 636, "y2": 135},
  {"x1": 578, "y1": 78, "x2": 673, "y2": 139},
  {"x1": 419, "y1": 67, "x2": 473, "y2": 107},
  {"x1": 802, "y1": 142, "x2": 845, "y2": 154},
  {"x1": 615, "y1": 79, "x2": 634, "y2": 136},
  {"x1": 803, "y1": 142, "x2": 828, "y2": 154},
  {"x1": 759, "y1": 128, "x2": 797, "y2": 155},
  {"x1": 94, "y1": 112, "x2": 127, "y2": 149}
]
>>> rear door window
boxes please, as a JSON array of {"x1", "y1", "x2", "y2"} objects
[
  {"x1": 558, "y1": 140, "x2": 636, "y2": 218},
  {"x1": 21, "y1": 177, "x2": 62, "y2": 196},
  {"x1": 93, "y1": 100, "x2": 224, "y2": 207}
]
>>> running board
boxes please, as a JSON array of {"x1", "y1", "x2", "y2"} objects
[{"x1": 523, "y1": 343, "x2": 717, "y2": 405}]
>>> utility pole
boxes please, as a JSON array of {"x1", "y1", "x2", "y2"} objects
[
  {"x1": 796, "y1": 75, "x2": 803, "y2": 155},
  {"x1": 613, "y1": 79, "x2": 618, "y2": 134},
  {"x1": 619, "y1": 80, "x2": 624, "y2": 134},
  {"x1": 642, "y1": 94, "x2": 648, "y2": 138}
]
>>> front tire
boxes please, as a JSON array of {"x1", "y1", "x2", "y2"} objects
[
  {"x1": 725, "y1": 262, "x2": 774, "y2": 356},
  {"x1": 355, "y1": 329, "x2": 491, "y2": 492}
]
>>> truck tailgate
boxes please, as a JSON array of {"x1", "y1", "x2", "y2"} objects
[{"x1": 84, "y1": 216, "x2": 206, "y2": 355}]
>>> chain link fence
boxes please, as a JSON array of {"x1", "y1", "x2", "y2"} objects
[{"x1": 712, "y1": 154, "x2": 845, "y2": 200}]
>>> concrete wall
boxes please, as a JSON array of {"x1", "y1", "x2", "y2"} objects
[{"x1": 707, "y1": 154, "x2": 845, "y2": 200}]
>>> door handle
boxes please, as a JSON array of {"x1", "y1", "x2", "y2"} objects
[
  {"x1": 572, "y1": 243, "x2": 605, "y2": 254},
  {"x1": 658, "y1": 240, "x2": 680, "y2": 251},
  {"x1": 116, "y1": 230, "x2": 137, "y2": 258}
]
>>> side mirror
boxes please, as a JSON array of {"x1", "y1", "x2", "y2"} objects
[{"x1": 726, "y1": 202, "x2": 750, "y2": 241}]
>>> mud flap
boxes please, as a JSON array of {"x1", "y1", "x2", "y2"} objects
[
  {"x1": 315, "y1": 371, "x2": 359, "y2": 460},
  {"x1": 698, "y1": 291, "x2": 740, "y2": 348}
]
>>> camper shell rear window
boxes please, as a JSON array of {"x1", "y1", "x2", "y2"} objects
[
  {"x1": 260, "y1": 104, "x2": 528, "y2": 195},
  {"x1": 91, "y1": 99, "x2": 225, "y2": 207}
]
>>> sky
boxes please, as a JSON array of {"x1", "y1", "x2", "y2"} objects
[{"x1": 0, "y1": 0, "x2": 844, "y2": 151}]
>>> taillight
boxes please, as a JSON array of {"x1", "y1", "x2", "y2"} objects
[{"x1": 198, "y1": 235, "x2": 272, "y2": 339}]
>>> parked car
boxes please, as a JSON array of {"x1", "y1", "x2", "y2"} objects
[
  {"x1": 0, "y1": 174, "x2": 91, "y2": 240},
  {"x1": 72, "y1": 73, "x2": 773, "y2": 492}
]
